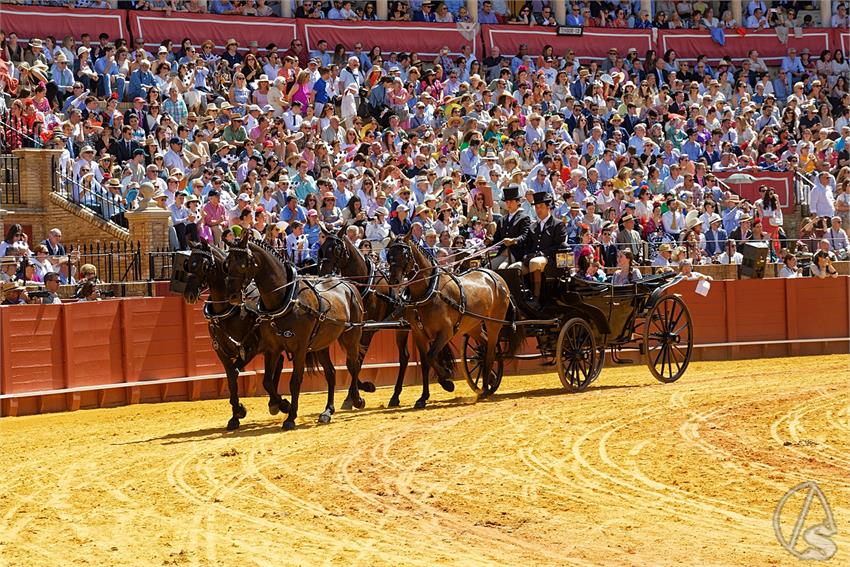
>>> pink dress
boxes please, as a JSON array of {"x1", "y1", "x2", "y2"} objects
[{"x1": 291, "y1": 84, "x2": 310, "y2": 108}]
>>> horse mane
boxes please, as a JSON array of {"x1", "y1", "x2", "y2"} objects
[{"x1": 248, "y1": 237, "x2": 291, "y2": 267}]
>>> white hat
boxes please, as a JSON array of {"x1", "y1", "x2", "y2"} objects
[
  {"x1": 375, "y1": 206, "x2": 388, "y2": 216},
  {"x1": 396, "y1": 203, "x2": 409, "y2": 213}
]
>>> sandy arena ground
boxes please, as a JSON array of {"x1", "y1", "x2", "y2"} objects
[{"x1": 1, "y1": 354, "x2": 848, "y2": 566}]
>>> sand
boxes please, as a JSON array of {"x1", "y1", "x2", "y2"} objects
[{"x1": 1, "y1": 354, "x2": 847, "y2": 566}]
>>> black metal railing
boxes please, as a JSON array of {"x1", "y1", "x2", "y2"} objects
[
  {"x1": 52, "y1": 155, "x2": 129, "y2": 229},
  {"x1": 148, "y1": 248, "x2": 174, "y2": 281},
  {"x1": 0, "y1": 153, "x2": 21, "y2": 205},
  {"x1": 70, "y1": 241, "x2": 142, "y2": 283}
]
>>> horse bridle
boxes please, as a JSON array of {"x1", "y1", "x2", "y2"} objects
[
  {"x1": 223, "y1": 244, "x2": 258, "y2": 302},
  {"x1": 318, "y1": 233, "x2": 350, "y2": 275},
  {"x1": 386, "y1": 240, "x2": 417, "y2": 282}
]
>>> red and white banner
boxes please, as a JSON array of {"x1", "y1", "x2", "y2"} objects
[
  {"x1": 483, "y1": 25, "x2": 654, "y2": 60},
  {"x1": 838, "y1": 30, "x2": 850, "y2": 58},
  {"x1": 298, "y1": 20, "x2": 479, "y2": 59},
  {"x1": 659, "y1": 29, "x2": 831, "y2": 64},
  {"x1": 1, "y1": 6, "x2": 127, "y2": 42},
  {"x1": 715, "y1": 171, "x2": 795, "y2": 214},
  {"x1": 128, "y1": 12, "x2": 297, "y2": 52}
]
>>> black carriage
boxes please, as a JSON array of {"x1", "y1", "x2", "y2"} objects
[{"x1": 461, "y1": 253, "x2": 693, "y2": 395}]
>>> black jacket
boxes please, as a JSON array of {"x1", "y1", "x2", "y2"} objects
[
  {"x1": 525, "y1": 215, "x2": 567, "y2": 260},
  {"x1": 389, "y1": 216, "x2": 411, "y2": 236},
  {"x1": 493, "y1": 209, "x2": 531, "y2": 257},
  {"x1": 113, "y1": 137, "x2": 140, "y2": 163}
]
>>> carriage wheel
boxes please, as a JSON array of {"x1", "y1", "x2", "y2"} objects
[
  {"x1": 644, "y1": 295, "x2": 693, "y2": 383},
  {"x1": 556, "y1": 318, "x2": 598, "y2": 392},
  {"x1": 462, "y1": 334, "x2": 504, "y2": 395},
  {"x1": 592, "y1": 347, "x2": 606, "y2": 380}
]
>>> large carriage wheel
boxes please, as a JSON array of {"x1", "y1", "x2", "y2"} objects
[
  {"x1": 462, "y1": 334, "x2": 504, "y2": 395},
  {"x1": 644, "y1": 295, "x2": 693, "y2": 383},
  {"x1": 556, "y1": 318, "x2": 598, "y2": 392}
]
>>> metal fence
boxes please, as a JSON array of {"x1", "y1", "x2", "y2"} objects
[
  {"x1": 0, "y1": 153, "x2": 21, "y2": 205},
  {"x1": 52, "y1": 154, "x2": 128, "y2": 228},
  {"x1": 148, "y1": 248, "x2": 174, "y2": 281},
  {"x1": 70, "y1": 241, "x2": 142, "y2": 283}
]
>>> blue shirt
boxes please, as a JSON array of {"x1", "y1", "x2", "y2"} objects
[
  {"x1": 313, "y1": 77, "x2": 329, "y2": 105},
  {"x1": 460, "y1": 147, "x2": 480, "y2": 177},
  {"x1": 681, "y1": 140, "x2": 703, "y2": 162},
  {"x1": 279, "y1": 204, "x2": 308, "y2": 224}
]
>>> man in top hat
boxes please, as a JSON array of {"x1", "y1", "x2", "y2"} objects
[
  {"x1": 490, "y1": 184, "x2": 531, "y2": 270},
  {"x1": 524, "y1": 191, "x2": 567, "y2": 308}
]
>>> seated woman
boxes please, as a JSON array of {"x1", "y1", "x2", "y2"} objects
[
  {"x1": 610, "y1": 250, "x2": 642, "y2": 285},
  {"x1": 810, "y1": 249, "x2": 839, "y2": 278}
]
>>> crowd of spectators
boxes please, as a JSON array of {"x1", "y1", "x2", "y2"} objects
[{"x1": 0, "y1": 0, "x2": 849, "y2": 303}]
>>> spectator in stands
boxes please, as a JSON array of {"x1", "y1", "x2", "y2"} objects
[
  {"x1": 718, "y1": 239, "x2": 743, "y2": 265},
  {"x1": 779, "y1": 253, "x2": 801, "y2": 278},
  {"x1": 811, "y1": 249, "x2": 839, "y2": 278}
]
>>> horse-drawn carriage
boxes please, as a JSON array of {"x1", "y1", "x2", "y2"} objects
[
  {"x1": 172, "y1": 232, "x2": 693, "y2": 430},
  {"x1": 460, "y1": 250, "x2": 693, "y2": 395}
]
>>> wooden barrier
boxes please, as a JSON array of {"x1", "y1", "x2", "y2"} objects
[{"x1": 2, "y1": 277, "x2": 848, "y2": 417}]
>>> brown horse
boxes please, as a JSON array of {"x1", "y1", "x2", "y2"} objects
[
  {"x1": 224, "y1": 233, "x2": 369, "y2": 430},
  {"x1": 385, "y1": 233, "x2": 513, "y2": 408},
  {"x1": 180, "y1": 241, "x2": 288, "y2": 431},
  {"x1": 317, "y1": 228, "x2": 458, "y2": 408}
]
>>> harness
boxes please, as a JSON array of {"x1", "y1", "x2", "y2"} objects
[{"x1": 389, "y1": 240, "x2": 468, "y2": 333}]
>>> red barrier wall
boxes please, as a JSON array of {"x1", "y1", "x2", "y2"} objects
[
  {"x1": 482, "y1": 25, "x2": 654, "y2": 61},
  {"x1": 1, "y1": 277, "x2": 848, "y2": 417},
  {"x1": 658, "y1": 28, "x2": 832, "y2": 63},
  {"x1": 298, "y1": 19, "x2": 480, "y2": 59},
  {"x1": 127, "y1": 11, "x2": 297, "y2": 52},
  {"x1": 1, "y1": 5, "x2": 127, "y2": 43}
]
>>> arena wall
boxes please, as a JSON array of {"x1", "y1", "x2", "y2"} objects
[{"x1": 1, "y1": 277, "x2": 848, "y2": 417}]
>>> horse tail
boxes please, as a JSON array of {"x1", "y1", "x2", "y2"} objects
[
  {"x1": 304, "y1": 351, "x2": 323, "y2": 376},
  {"x1": 438, "y1": 342, "x2": 457, "y2": 375},
  {"x1": 503, "y1": 302, "x2": 526, "y2": 357}
]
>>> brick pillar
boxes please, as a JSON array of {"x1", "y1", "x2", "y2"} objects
[
  {"x1": 13, "y1": 148, "x2": 64, "y2": 209},
  {"x1": 125, "y1": 183, "x2": 173, "y2": 280},
  {"x1": 0, "y1": 208, "x2": 8, "y2": 234}
]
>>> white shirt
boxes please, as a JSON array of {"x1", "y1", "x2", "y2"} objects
[
  {"x1": 809, "y1": 182, "x2": 836, "y2": 218},
  {"x1": 719, "y1": 251, "x2": 743, "y2": 265},
  {"x1": 163, "y1": 148, "x2": 185, "y2": 173},
  {"x1": 779, "y1": 265, "x2": 800, "y2": 278}
]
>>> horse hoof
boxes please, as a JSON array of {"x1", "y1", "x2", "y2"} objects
[
  {"x1": 353, "y1": 397, "x2": 366, "y2": 410},
  {"x1": 317, "y1": 411, "x2": 332, "y2": 424},
  {"x1": 387, "y1": 397, "x2": 400, "y2": 408},
  {"x1": 226, "y1": 418, "x2": 240, "y2": 431},
  {"x1": 414, "y1": 399, "x2": 427, "y2": 409},
  {"x1": 278, "y1": 399, "x2": 291, "y2": 413},
  {"x1": 359, "y1": 381, "x2": 376, "y2": 393},
  {"x1": 341, "y1": 398, "x2": 354, "y2": 410},
  {"x1": 439, "y1": 380, "x2": 455, "y2": 393},
  {"x1": 236, "y1": 404, "x2": 247, "y2": 419},
  {"x1": 282, "y1": 420, "x2": 296, "y2": 431},
  {"x1": 268, "y1": 401, "x2": 280, "y2": 416}
]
